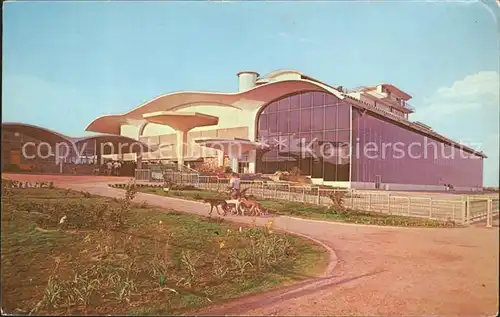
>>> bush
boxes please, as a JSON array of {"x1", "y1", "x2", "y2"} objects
[{"x1": 328, "y1": 191, "x2": 347, "y2": 212}]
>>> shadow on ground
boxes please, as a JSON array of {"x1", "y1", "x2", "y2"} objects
[{"x1": 196, "y1": 269, "x2": 385, "y2": 316}]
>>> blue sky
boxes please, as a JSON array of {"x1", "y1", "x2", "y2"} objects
[{"x1": 2, "y1": 1, "x2": 499, "y2": 186}]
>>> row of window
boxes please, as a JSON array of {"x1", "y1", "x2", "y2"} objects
[
  {"x1": 259, "y1": 104, "x2": 351, "y2": 135},
  {"x1": 256, "y1": 92, "x2": 353, "y2": 180},
  {"x1": 256, "y1": 158, "x2": 350, "y2": 181},
  {"x1": 264, "y1": 91, "x2": 343, "y2": 112}
]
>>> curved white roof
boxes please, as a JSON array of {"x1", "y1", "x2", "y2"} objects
[{"x1": 86, "y1": 78, "x2": 345, "y2": 134}]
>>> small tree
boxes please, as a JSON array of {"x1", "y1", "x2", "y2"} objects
[{"x1": 328, "y1": 191, "x2": 346, "y2": 212}]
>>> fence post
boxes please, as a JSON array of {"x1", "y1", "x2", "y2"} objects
[
  {"x1": 487, "y1": 199, "x2": 492, "y2": 228},
  {"x1": 368, "y1": 193, "x2": 372, "y2": 211},
  {"x1": 407, "y1": 197, "x2": 411, "y2": 216},
  {"x1": 429, "y1": 198, "x2": 433, "y2": 218},
  {"x1": 452, "y1": 203, "x2": 456, "y2": 222},
  {"x1": 317, "y1": 188, "x2": 321, "y2": 205},
  {"x1": 461, "y1": 201, "x2": 467, "y2": 224},
  {"x1": 387, "y1": 194, "x2": 391, "y2": 214},
  {"x1": 302, "y1": 187, "x2": 306, "y2": 202},
  {"x1": 288, "y1": 185, "x2": 291, "y2": 201},
  {"x1": 262, "y1": 183, "x2": 265, "y2": 198},
  {"x1": 274, "y1": 186, "x2": 278, "y2": 199},
  {"x1": 350, "y1": 191, "x2": 354, "y2": 209},
  {"x1": 466, "y1": 196, "x2": 470, "y2": 224}
]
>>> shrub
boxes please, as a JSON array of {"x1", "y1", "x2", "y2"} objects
[{"x1": 328, "y1": 191, "x2": 347, "y2": 212}]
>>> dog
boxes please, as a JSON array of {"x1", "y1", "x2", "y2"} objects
[
  {"x1": 238, "y1": 197, "x2": 265, "y2": 217},
  {"x1": 202, "y1": 198, "x2": 229, "y2": 217},
  {"x1": 215, "y1": 189, "x2": 249, "y2": 216},
  {"x1": 225, "y1": 199, "x2": 244, "y2": 216}
]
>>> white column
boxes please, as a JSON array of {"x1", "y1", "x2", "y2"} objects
[
  {"x1": 176, "y1": 130, "x2": 188, "y2": 169},
  {"x1": 230, "y1": 156, "x2": 239, "y2": 173},
  {"x1": 217, "y1": 150, "x2": 224, "y2": 167},
  {"x1": 137, "y1": 155, "x2": 142, "y2": 169},
  {"x1": 248, "y1": 149, "x2": 256, "y2": 173}
]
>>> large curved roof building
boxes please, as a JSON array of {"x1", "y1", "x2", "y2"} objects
[{"x1": 77, "y1": 70, "x2": 484, "y2": 190}]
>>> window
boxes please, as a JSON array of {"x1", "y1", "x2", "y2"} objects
[
  {"x1": 266, "y1": 102, "x2": 278, "y2": 113},
  {"x1": 325, "y1": 93, "x2": 338, "y2": 106},
  {"x1": 256, "y1": 91, "x2": 352, "y2": 180},
  {"x1": 312, "y1": 108, "x2": 324, "y2": 131},
  {"x1": 300, "y1": 109, "x2": 311, "y2": 131},
  {"x1": 278, "y1": 97, "x2": 290, "y2": 111},
  {"x1": 300, "y1": 93, "x2": 312, "y2": 109},
  {"x1": 259, "y1": 113, "x2": 268, "y2": 132},
  {"x1": 268, "y1": 113, "x2": 278, "y2": 135},
  {"x1": 324, "y1": 105, "x2": 337, "y2": 130},
  {"x1": 337, "y1": 104, "x2": 350, "y2": 129},
  {"x1": 290, "y1": 95, "x2": 300, "y2": 110},
  {"x1": 290, "y1": 111, "x2": 300, "y2": 132},
  {"x1": 312, "y1": 92, "x2": 325, "y2": 107},
  {"x1": 278, "y1": 111, "x2": 289, "y2": 134}
]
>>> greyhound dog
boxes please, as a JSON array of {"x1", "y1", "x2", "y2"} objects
[
  {"x1": 238, "y1": 197, "x2": 265, "y2": 216},
  {"x1": 202, "y1": 198, "x2": 229, "y2": 217}
]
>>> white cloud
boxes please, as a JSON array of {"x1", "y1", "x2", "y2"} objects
[{"x1": 416, "y1": 71, "x2": 499, "y2": 120}]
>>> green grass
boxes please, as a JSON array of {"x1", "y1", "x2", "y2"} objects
[
  {"x1": 132, "y1": 186, "x2": 459, "y2": 228},
  {"x1": 1, "y1": 185, "x2": 328, "y2": 315}
]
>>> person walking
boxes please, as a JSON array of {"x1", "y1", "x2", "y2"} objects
[
  {"x1": 228, "y1": 172, "x2": 241, "y2": 199},
  {"x1": 106, "y1": 160, "x2": 113, "y2": 176},
  {"x1": 114, "y1": 161, "x2": 122, "y2": 176}
]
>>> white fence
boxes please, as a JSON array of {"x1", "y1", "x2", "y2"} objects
[
  {"x1": 134, "y1": 170, "x2": 498, "y2": 225},
  {"x1": 196, "y1": 176, "x2": 499, "y2": 225},
  {"x1": 135, "y1": 168, "x2": 199, "y2": 184}
]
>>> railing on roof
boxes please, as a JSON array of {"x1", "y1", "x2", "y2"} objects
[
  {"x1": 399, "y1": 100, "x2": 415, "y2": 112},
  {"x1": 344, "y1": 86, "x2": 367, "y2": 94}
]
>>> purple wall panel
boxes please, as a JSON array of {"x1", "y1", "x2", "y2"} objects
[{"x1": 351, "y1": 109, "x2": 483, "y2": 187}]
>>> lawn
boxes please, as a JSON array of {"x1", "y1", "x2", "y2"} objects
[
  {"x1": 131, "y1": 186, "x2": 460, "y2": 228},
  {"x1": 1, "y1": 182, "x2": 328, "y2": 315}
]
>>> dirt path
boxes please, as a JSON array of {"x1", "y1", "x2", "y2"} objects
[{"x1": 5, "y1": 174, "x2": 499, "y2": 316}]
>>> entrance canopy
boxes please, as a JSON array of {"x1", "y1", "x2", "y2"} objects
[
  {"x1": 195, "y1": 138, "x2": 269, "y2": 157},
  {"x1": 142, "y1": 111, "x2": 219, "y2": 131},
  {"x1": 72, "y1": 135, "x2": 151, "y2": 155},
  {"x1": 142, "y1": 111, "x2": 219, "y2": 168}
]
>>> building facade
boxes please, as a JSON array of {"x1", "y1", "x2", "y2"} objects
[
  {"x1": 85, "y1": 69, "x2": 486, "y2": 191},
  {"x1": 1, "y1": 122, "x2": 146, "y2": 174}
]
